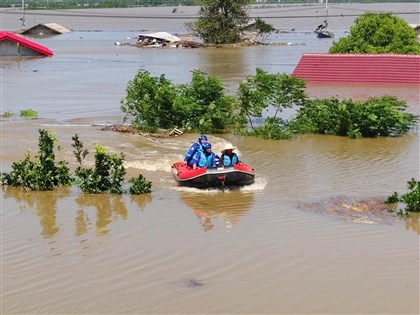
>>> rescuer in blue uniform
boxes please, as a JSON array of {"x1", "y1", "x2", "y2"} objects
[
  {"x1": 189, "y1": 142, "x2": 220, "y2": 169},
  {"x1": 183, "y1": 135, "x2": 207, "y2": 165}
]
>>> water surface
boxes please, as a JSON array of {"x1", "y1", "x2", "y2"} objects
[{"x1": 1, "y1": 5, "x2": 419, "y2": 314}]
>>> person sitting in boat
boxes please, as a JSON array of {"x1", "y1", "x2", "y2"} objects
[
  {"x1": 189, "y1": 142, "x2": 220, "y2": 169},
  {"x1": 220, "y1": 143, "x2": 239, "y2": 167},
  {"x1": 183, "y1": 134, "x2": 207, "y2": 165}
]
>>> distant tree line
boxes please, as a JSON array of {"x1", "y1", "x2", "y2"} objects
[{"x1": 2, "y1": 0, "x2": 420, "y2": 9}]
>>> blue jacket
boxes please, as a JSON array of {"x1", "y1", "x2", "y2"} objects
[
  {"x1": 184, "y1": 141, "x2": 202, "y2": 164},
  {"x1": 221, "y1": 153, "x2": 238, "y2": 166},
  {"x1": 189, "y1": 150, "x2": 220, "y2": 168}
]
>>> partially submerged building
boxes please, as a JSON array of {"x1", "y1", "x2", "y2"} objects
[
  {"x1": 409, "y1": 24, "x2": 420, "y2": 38},
  {"x1": 137, "y1": 32, "x2": 181, "y2": 48},
  {"x1": 0, "y1": 30, "x2": 53, "y2": 56},
  {"x1": 292, "y1": 53, "x2": 420, "y2": 84},
  {"x1": 21, "y1": 23, "x2": 71, "y2": 37}
]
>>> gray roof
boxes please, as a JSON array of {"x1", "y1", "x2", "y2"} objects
[
  {"x1": 138, "y1": 32, "x2": 180, "y2": 42},
  {"x1": 22, "y1": 23, "x2": 71, "y2": 34}
]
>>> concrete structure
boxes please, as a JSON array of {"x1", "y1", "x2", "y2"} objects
[{"x1": 292, "y1": 53, "x2": 420, "y2": 84}]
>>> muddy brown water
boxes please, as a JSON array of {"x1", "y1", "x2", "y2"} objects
[{"x1": 1, "y1": 5, "x2": 419, "y2": 314}]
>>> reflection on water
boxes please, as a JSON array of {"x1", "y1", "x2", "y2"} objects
[
  {"x1": 2, "y1": 186, "x2": 71, "y2": 238},
  {"x1": 402, "y1": 212, "x2": 420, "y2": 235},
  {"x1": 180, "y1": 190, "x2": 254, "y2": 231},
  {"x1": 1, "y1": 186, "x2": 152, "y2": 238},
  {"x1": 129, "y1": 193, "x2": 153, "y2": 211},
  {"x1": 75, "y1": 193, "x2": 128, "y2": 236}
]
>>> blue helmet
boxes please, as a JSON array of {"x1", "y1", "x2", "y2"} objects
[
  {"x1": 201, "y1": 142, "x2": 212, "y2": 150},
  {"x1": 198, "y1": 134, "x2": 207, "y2": 141}
]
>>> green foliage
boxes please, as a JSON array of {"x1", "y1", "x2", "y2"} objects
[
  {"x1": 385, "y1": 178, "x2": 420, "y2": 213},
  {"x1": 329, "y1": 12, "x2": 420, "y2": 54},
  {"x1": 20, "y1": 108, "x2": 38, "y2": 118},
  {"x1": 290, "y1": 96, "x2": 418, "y2": 138},
  {"x1": 129, "y1": 174, "x2": 152, "y2": 195},
  {"x1": 1, "y1": 129, "x2": 72, "y2": 190},
  {"x1": 122, "y1": 69, "x2": 416, "y2": 140},
  {"x1": 255, "y1": 17, "x2": 274, "y2": 34},
  {"x1": 121, "y1": 69, "x2": 238, "y2": 133},
  {"x1": 384, "y1": 192, "x2": 399, "y2": 204},
  {"x1": 71, "y1": 134, "x2": 152, "y2": 195},
  {"x1": 174, "y1": 70, "x2": 237, "y2": 133},
  {"x1": 187, "y1": 0, "x2": 251, "y2": 44},
  {"x1": 237, "y1": 69, "x2": 307, "y2": 138},
  {"x1": 246, "y1": 117, "x2": 294, "y2": 140},
  {"x1": 71, "y1": 134, "x2": 89, "y2": 167},
  {"x1": 74, "y1": 144, "x2": 126, "y2": 194},
  {"x1": 2, "y1": 111, "x2": 14, "y2": 118},
  {"x1": 121, "y1": 70, "x2": 178, "y2": 132},
  {"x1": 237, "y1": 68, "x2": 273, "y2": 130}
]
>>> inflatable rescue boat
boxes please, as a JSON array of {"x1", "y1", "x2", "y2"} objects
[{"x1": 171, "y1": 161, "x2": 255, "y2": 189}]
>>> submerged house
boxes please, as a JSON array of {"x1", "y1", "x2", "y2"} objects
[
  {"x1": 0, "y1": 30, "x2": 53, "y2": 56},
  {"x1": 292, "y1": 53, "x2": 420, "y2": 84},
  {"x1": 21, "y1": 23, "x2": 71, "y2": 37},
  {"x1": 137, "y1": 32, "x2": 181, "y2": 48}
]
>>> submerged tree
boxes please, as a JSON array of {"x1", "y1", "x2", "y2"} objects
[
  {"x1": 187, "y1": 0, "x2": 251, "y2": 44},
  {"x1": 329, "y1": 12, "x2": 420, "y2": 54},
  {"x1": 237, "y1": 69, "x2": 307, "y2": 138}
]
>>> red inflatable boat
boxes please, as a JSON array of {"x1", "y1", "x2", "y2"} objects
[{"x1": 171, "y1": 161, "x2": 255, "y2": 189}]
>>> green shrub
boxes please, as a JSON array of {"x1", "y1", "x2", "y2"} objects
[
  {"x1": 291, "y1": 96, "x2": 417, "y2": 138},
  {"x1": 121, "y1": 69, "x2": 238, "y2": 133},
  {"x1": 2, "y1": 111, "x2": 13, "y2": 118},
  {"x1": 237, "y1": 68, "x2": 307, "y2": 137},
  {"x1": 121, "y1": 70, "x2": 178, "y2": 132},
  {"x1": 1, "y1": 129, "x2": 72, "y2": 190},
  {"x1": 174, "y1": 70, "x2": 237, "y2": 133},
  {"x1": 20, "y1": 108, "x2": 38, "y2": 118},
  {"x1": 245, "y1": 117, "x2": 295, "y2": 140},
  {"x1": 129, "y1": 174, "x2": 152, "y2": 195},
  {"x1": 72, "y1": 134, "x2": 152, "y2": 195},
  {"x1": 74, "y1": 144, "x2": 126, "y2": 194},
  {"x1": 385, "y1": 178, "x2": 420, "y2": 213}
]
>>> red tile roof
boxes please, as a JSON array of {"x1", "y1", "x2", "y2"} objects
[
  {"x1": 292, "y1": 53, "x2": 420, "y2": 84},
  {"x1": 0, "y1": 30, "x2": 53, "y2": 56}
]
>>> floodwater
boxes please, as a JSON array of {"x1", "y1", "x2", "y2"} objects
[{"x1": 1, "y1": 4, "x2": 419, "y2": 314}]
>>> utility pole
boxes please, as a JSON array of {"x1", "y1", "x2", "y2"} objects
[{"x1": 20, "y1": 0, "x2": 26, "y2": 30}]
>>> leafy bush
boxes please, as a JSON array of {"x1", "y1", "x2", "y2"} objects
[
  {"x1": 290, "y1": 96, "x2": 418, "y2": 138},
  {"x1": 121, "y1": 69, "x2": 238, "y2": 133},
  {"x1": 74, "y1": 144, "x2": 126, "y2": 194},
  {"x1": 129, "y1": 174, "x2": 152, "y2": 195},
  {"x1": 245, "y1": 117, "x2": 295, "y2": 140},
  {"x1": 72, "y1": 133, "x2": 152, "y2": 194},
  {"x1": 174, "y1": 70, "x2": 237, "y2": 133},
  {"x1": 20, "y1": 108, "x2": 38, "y2": 118},
  {"x1": 385, "y1": 178, "x2": 420, "y2": 213},
  {"x1": 121, "y1": 70, "x2": 178, "y2": 132},
  {"x1": 329, "y1": 12, "x2": 420, "y2": 54},
  {"x1": 2, "y1": 111, "x2": 13, "y2": 118},
  {"x1": 1, "y1": 129, "x2": 72, "y2": 190},
  {"x1": 237, "y1": 69, "x2": 307, "y2": 139}
]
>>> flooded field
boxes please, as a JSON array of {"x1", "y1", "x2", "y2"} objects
[{"x1": 1, "y1": 4, "x2": 419, "y2": 314}]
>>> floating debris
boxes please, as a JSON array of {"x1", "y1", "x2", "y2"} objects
[{"x1": 298, "y1": 196, "x2": 399, "y2": 225}]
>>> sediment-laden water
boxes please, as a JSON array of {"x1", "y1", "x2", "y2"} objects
[{"x1": 1, "y1": 4, "x2": 419, "y2": 314}]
